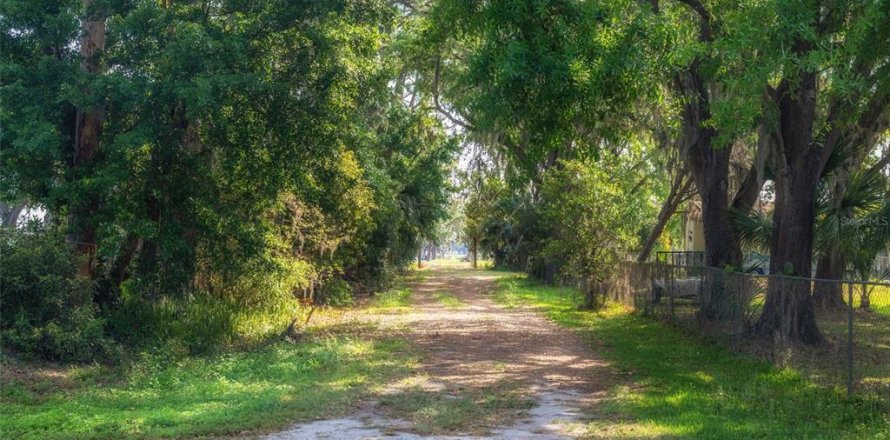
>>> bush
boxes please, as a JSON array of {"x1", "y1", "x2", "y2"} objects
[
  {"x1": 106, "y1": 256, "x2": 305, "y2": 355},
  {"x1": 321, "y1": 279, "x2": 354, "y2": 307},
  {"x1": 0, "y1": 224, "x2": 115, "y2": 362}
]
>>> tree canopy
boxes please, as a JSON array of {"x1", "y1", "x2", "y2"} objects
[{"x1": 1, "y1": 0, "x2": 888, "y2": 361}]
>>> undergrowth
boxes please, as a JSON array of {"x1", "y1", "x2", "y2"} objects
[{"x1": 1, "y1": 335, "x2": 416, "y2": 439}]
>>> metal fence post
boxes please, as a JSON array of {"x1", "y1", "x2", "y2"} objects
[
  {"x1": 847, "y1": 282, "x2": 854, "y2": 395},
  {"x1": 669, "y1": 264, "x2": 675, "y2": 319}
]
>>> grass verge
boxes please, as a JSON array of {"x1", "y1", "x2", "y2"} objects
[
  {"x1": 370, "y1": 286, "x2": 413, "y2": 310},
  {"x1": 492, "y1": 275, "x2": 890, "y2": 440},
  {"x1": 1, "y1": 334, "x2": 416, "y2": 439},
  {"x1": 378, "y1": 379, "x2": 533, "y2": 435},
  {"x1": 436, "y1": 292, "x2": 466, "y2": 308}
]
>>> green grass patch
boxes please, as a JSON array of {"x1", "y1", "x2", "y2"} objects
[
  {"x1": 369, "y1": 269, "x2": 426, "y2": 311},
  {"x1": 492, "y1": 275, "x2": 890, "y2": 440},
  {"x1": 863, "y1": 284, "x2": 890, "y2": 317},
  {"x1": 1, "y1": 336, "x2": 417, "y2": 439},
  {"x1": 436, "y1": 292, "x2": 466, "y2": 308},
  {"x1": 371, "y1": 287, "x2": 413, "y2": 310}
]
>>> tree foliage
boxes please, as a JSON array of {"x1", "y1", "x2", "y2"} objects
[{"x1": 0, "y1": 0, "x2": 456, "y2": 359}]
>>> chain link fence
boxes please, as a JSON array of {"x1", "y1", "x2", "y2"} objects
[{"x1": 579, "y1": 257, "x2": 890, "y2": 399}]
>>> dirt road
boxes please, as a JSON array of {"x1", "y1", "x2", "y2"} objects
[{"x1": 268, "y1": 261, "x2": 613, "y2": 439}]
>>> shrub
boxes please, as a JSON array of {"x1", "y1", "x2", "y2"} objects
[
  {"x1": 106, "y1": 255, "x2": 306, "y2": 355},
  {"x1": 0, "y1": 223, "x2": 114, "y2": 362},
  {"x1": 321, "y1": 278, "x2": 354, "y2": 307}
]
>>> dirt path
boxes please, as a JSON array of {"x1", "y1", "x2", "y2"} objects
[{"x1": 268, "y1": 261, "x2": 614, "y2": 439}]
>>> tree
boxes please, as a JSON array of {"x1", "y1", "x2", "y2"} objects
[
  {"x1": 1, "y1": 0, "x2": 459, "y2": 358},
  {"x1": 646, "y1": 0, "x2": 777, "y2": 273},
  {"x1": 755, "y1": 0, "x2": 890, "y2": 344}
]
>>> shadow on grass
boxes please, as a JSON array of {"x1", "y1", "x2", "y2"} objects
[{"x1": 493, "y1": 276, "x2": 889, "y2": 440}]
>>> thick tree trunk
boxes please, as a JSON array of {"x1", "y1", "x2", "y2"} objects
[
  {"x1": 693, "y1": 152, "x2": 743, "y2": 269},
  {"x1": 691, "y1": 146, "x2": 743, "y2": 319},
  {"x1": 673, "y1": 57, "x2": 743, "y2": 320},
  {"x1": 755, "y1": 73, "x2": 824, "y2": 345},
  {"x1": 812, "y1": 251, "x2": 846, "y2": 310},
  {"x1": 674, "y1": 67, "x2": 743, "y2": 270},
  {"x1": 68, "y1": 0, "x2": 106, "y2": 278},
  {"x1": 136, "y1": 193, "x2": 161, "y2": 281},
  {"x1": 756, "y1": 168, "x2": 823, "y2": 344}
]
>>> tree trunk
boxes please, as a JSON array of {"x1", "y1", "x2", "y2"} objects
[
  {"x1": 674, "y1": 66, "x2": 743, "y2": 270},
  {"x1": 812, "y1": 251, "x2": 846, "y2": 310},
  {"x1": 472, "y1": 237, "x2": 478, "y2": 269},
  {"x1": 689, "y1": 137, "x2": 743, "y2": 269},
  {"x1": 672, "y1": 55, "x2": 744, "y2": 320},
  {"x1": 681, "y1": 106, "x2": 742, "y2": 319},
  {"x1": 68, "y1": 0, "x2": 106, "y2": 278},
  {"x1": 861, "y1": 283, "x2": 871, "y2": 310},
  {"x1": 755, "y1": 73, "x2": 824, "y2": 345},
  {"x1": 95, "y1": 234, "x2": 141, "y2": 307},
  {"x1": 756, "y1": 169, "x2": 823, "y2": 344},
  {"x1": 417, "y1": 244, "x2": 423, "y2": 269}
]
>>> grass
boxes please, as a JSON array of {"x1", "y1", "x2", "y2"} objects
[
  {"x1": 0, "y1": 267, "x2": 434, "y2": 439},
  {"x1": 492, "y1": 275, "x2": 890, "y2": 440},
  {"x1": 377, "y1": 379, "x2": 534, "y2": 435},
  {"x1": 367, "y1": 270, "x2": 426, "y2": 311},
  {"x1": 863, "y1": 284, "x2": 890, "y2": 317},
  {"x1": 436, "y1": 291, "x2": 466, "y2": 308},
  {"x1": 370, "y1": 286, "x2": 413, "y2": 310},
  {"x1": 1, "y1": 329, "x2": 417, "y2": 439}
]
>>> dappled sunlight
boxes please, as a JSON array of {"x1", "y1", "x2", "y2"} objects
[
  {"x1": 9, "y1": 261, "x2": 885, "y2": 439},
  {"x1": 375, "y1": 263, "x2": 614, "y2": 393},
  {"x1": 494, "y1": 276, "x2": 889, "y2": 439},
  {"x1": 288, "y1": 260, "x2": 616, "y2": 437}
]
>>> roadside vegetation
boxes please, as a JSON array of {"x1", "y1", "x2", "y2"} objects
[
  {"x1": 493, "y1": 276, "x2": 890, "y2": 439},
  {"x1": 1, "y1": 0, "x2": 455, "y2": 366},
  {"x1": 2, "y1": 0, "x2": 888, "y2": 437},
  {"x1": 1, "y1": 311, "x2": 418, "y2": 440}
]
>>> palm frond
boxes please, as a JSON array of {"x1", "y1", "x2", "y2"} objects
[
  {"x1": 816, "y1": 166, "x2": 887, "y2": 251},
  {"x1": 730, "y1": 208, "x2": 771, "y2": 252}
]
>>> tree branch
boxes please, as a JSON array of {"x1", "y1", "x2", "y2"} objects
[
  {"x1": 731, "y1": 115, "x2": 773, "y2": 213},
  {"x1": 433, "y1": 54, "x2": 474, "y2": 131},
  {"x1": 675, "y1": 0, "x2": 713, "y2": 42}
]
